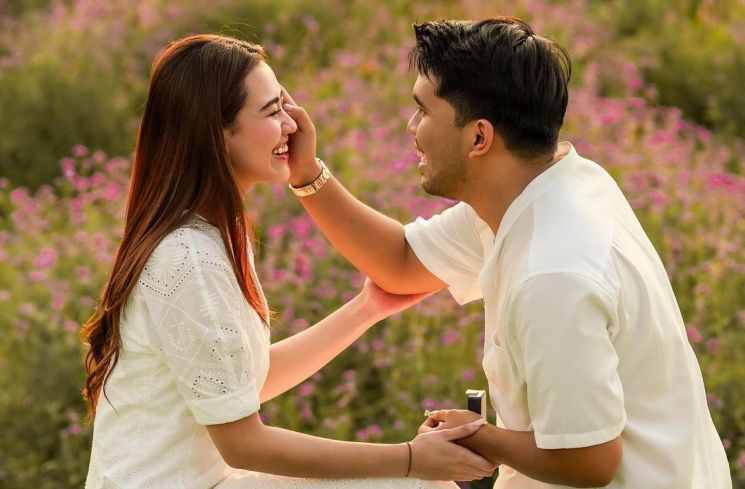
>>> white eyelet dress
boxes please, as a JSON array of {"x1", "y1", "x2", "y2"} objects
[{"x1": 85, "y1": 216, "x2": 457, "y2": 489}]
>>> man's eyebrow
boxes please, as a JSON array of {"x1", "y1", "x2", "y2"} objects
[
  {"x1": 260, "y1": 96, "x2": 281, "y2": 112},
  {"x1": 413, "y1": 94, "x2": 428, "y2": 111}
]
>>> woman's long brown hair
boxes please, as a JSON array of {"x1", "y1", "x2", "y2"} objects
[{"x1": 81, "y1": 34, "x2": 269, "y2": 419}]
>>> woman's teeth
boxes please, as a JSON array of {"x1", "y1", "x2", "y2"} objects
[{"x1": 272, "y1": 144, "x2": 288, "y2": 156}]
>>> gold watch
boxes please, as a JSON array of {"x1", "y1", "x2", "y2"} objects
[{"x1": 289, "y1": 158, "x2": 331, "y2": 197}]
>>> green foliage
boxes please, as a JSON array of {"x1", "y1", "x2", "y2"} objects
[
  {"x1": 0, "y1": 1, "x2": 743, "y2": 488},
  {"x1": 591, "y1": 0, "x2": 745, "y2": 145},
  {"x1": 0, "y1": 0, "x2": 56, "y2": 17},
  {"x1": 0, "y1": 56, "x2": 137, "y2": 187}
]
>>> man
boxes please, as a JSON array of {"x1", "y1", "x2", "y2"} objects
[{"x1": 282, "y1": 17, "x2": 731, "y2": 488}]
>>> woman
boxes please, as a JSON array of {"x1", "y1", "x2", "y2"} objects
[{"x1": 80, "y1": 34, "x2": 493, "y2": 488}]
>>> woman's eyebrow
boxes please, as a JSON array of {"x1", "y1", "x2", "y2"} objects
[{"x1": 260, "y1": 96, "x2": 280, "y2": 111}]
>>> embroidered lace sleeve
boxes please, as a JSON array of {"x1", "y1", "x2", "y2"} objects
[{"x1": 137, "y1": 226, "x2": 262, "y2": 425}]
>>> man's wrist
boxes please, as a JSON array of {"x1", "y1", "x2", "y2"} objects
[
  {"x1": 289, "y1": 159, "x2": 331, "y2": 197},
  {"x1": 455, "y1": 423, "x2": 501, "y2": 465},
  {"x1": 289, "y1": 158, "x2": 323, "y2": 187}
]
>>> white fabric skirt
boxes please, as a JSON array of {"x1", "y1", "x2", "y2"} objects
[{"x1": 215, "y1": 469, "x2": 459, "y2": 489}]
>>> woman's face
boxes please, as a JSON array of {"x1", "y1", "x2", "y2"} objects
[{"x1": 224, "y1": 61, "x2": 297, "y2": 192}]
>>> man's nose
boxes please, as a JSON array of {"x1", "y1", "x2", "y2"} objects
[{"x1": 407, "y1": 111, "x2": 420, "y2": 135}]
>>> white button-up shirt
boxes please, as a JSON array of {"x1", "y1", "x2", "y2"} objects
[{"x1": 405, "y1": 144, "x2": 731, "y2": 489}]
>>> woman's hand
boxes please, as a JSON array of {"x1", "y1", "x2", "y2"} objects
[
  {"x1": 419, "y1": 409, "x2": 484, "y2": 434},
  {"x1": 281, "y1": 87, "x2": 319, "y2": 187},
  {"x1": 356, "y1": 278, "x2": 437, "y2": 323},
  {"x1": 408, "y1": 419, "x2": 496, "y2": 481}
]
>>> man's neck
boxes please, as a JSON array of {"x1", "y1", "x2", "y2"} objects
[{"x1": 463, "y1": 142, "x2": 569, "y2": 236}]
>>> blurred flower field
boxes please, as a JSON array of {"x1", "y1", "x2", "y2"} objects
[{"x1": 0, "y1": 0, "x2": 743, "y2": 487}]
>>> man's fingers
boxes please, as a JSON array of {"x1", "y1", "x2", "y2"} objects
[
  {"x1": 417, "y1": 416, "x2": 441, "y2": 434},
  {"x1": 438, "y1": 418, "x2": 485, "y2": 441},
  {"x1": 464, "y1": 455, "x2": 497, "y2": 475},
  {"x1": 283, "y1": 103, "x2": 308, "y2": 123},
  {"x1": 280, "y1": 87, "x2": 312, "y2": 126},
  {"x1": 280, "y1": 86, "x2": 298, "y2": 106},
  {"x1": 425, "y1": 409, "x2": 447, "y2": 422},
  {"x1": 454, "y1": 445, "x2": 497, "y2": 476}
]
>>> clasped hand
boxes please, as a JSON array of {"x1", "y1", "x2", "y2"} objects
[
  {"x1": 406, "y1": 410, "x2": 496, "y2": 481},
  {"x1": 418, "y1": 409, "x2": 484, "y2": 434}
]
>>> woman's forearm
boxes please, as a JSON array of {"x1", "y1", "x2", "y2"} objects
[
  {"x1": 209, "y1": 415, "x2": 408, "y2": 478},
  {"x1": 207, "y1": 412, "x2": 496, "y2": 481},
  {"x1": 260, "y1": 295, "x2": 376, "y2": 402},
  {"x1": 245, "y1": 424, "x2": 408, "y2": 478}
]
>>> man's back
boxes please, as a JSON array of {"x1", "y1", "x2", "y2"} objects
[{"x1": 491, "y1": 148, "x2": 730, "y2": 488}]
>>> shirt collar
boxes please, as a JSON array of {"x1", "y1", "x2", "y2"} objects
[{"x1": 492, "y1": 142, "x2": 579, "y2": 251}]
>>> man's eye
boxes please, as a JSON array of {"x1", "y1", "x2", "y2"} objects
[{"x1": 269, "y1": 109, "x2": 281, "y2": 117}]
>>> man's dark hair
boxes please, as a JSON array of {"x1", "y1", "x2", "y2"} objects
[{"x1": 409, "y1": 17, "x2": 572, "y2": 162}]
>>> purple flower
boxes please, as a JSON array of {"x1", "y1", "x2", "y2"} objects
[
  {"x1": 72, "y1": 144, "x2": 88, "y2": 157},
  {"x1": 421, "y1": 398, "x2": 438, "y2": 410},
  {"x1": 706, "y1": 393, "x2": 724, "y2": 410},
  {"x1": 686, "y1": 326, "x2": 703, "y2": 344},
  {"x1": 706, "y1": 338, "x2": 722, "y2": 354},
  {"x1": 300, "y1": 400, "x2": 314, "y2": 421},
  {"x1": 367, "y1": 424, "x2": 382, "y2": 438},
  {"x1": 35, "y1": 248, "x2": 57, "y2": 267},
  {"x1": 441, "y1": 329, "x2": 461, "y2": 346},
  {"x1": 298, "y1": 383, "x2": 315, "y2": 397},
  {"x1": 463, "y1": 368, "x2": 475, "y2": 382},
  {"x1": 63, "y1": 320, "x2": 79, "y2": 332}
]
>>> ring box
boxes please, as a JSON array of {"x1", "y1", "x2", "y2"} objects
[{"x1": 466, "y1": 389, "x2": 487, "y2": 420}]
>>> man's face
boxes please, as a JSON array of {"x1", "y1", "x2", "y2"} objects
[{"x1": 407, "y1": 74, "x2": 468, "y2": 199}]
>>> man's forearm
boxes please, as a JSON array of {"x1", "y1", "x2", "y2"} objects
[
  {"x1": 456, "y1": 425, "x2": 620, "y2": 488},
  {"x1": 294, "y1": 171, "x2": 444, "y2": 294}
]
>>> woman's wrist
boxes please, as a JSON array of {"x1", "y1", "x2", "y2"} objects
[
  {"x1": 404, "y1": 441, "x2": 413, "y2": 477},
  {"x1": 352, "y1": 291, "x2": 392, "y2": 325}
]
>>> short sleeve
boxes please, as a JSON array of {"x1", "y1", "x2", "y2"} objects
[
  {"x1": 404, "y1": 202, "x2": 488, "y2": 304},
  {"x1": 507, "y1": 273, "x2": 626, "y2": 449},
  {"x1": 137, "y1": 228, "x2": 262, "y2": 425}
]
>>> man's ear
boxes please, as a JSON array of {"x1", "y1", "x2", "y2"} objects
[{"x1": 467, "y1": 119, "x2": 494, "y2": 158}]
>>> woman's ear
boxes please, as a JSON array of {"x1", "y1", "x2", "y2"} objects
[
  {"x1": 467, "y1": 119, "x2": 494, "y2": 158},
  {"x1": 223, "y1": 128, "x2": 233, "y2": 157}
]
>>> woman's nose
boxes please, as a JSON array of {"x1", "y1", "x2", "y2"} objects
[{"x1": 282, "y1": 111, "x2": 298, "y2": 134}]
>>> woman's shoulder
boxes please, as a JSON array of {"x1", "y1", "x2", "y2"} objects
[{"x1": 140, "y1": 217, "x2": 232, "y2": 293}]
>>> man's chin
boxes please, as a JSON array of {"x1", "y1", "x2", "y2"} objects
[
  {"x1": 421, "y1": 178, "x2": 462, "y2": 201},
  {"x1": 420, "y1": 179, "x2": 445, "y2": 198}
]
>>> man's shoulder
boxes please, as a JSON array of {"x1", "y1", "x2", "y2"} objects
[{"x1": 504, "y1": 185, "x2": 620, "y2": 287}]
